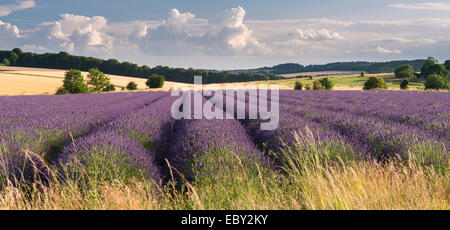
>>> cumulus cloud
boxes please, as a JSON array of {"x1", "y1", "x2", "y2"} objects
[
  {"x1": 0, "y1": 20, "x2": 22, "y2": 49},
  {"x1": 289, "y1": 28, "x2": 344, "y2": 41},
  {"x1": 137, "y1": 6, "x2": 269, "y2": 56},
  {"x1": 376, "y1": 46, "x2": 402, "y2": 54},
  {"x1": 31, "y1": 14, "x2": 115, "y2": 56},
  {"x1": 388, "y1": 2, "x2": 450, "y2": 11},
  {"x1": 198, "y1": 6, "x2": 270, "y2": 55},
  {"x1": 136, "y1": 9, "x2": 198, "y2": 55},
  {"x1": 0, "y1": 20, "x2": 20, "y2": 37},
  {"x1": 0, "y1": 0, "x2": 35, "y2": 17}
]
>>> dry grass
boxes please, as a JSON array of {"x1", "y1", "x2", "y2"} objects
[
  {"x1": 0, "y1": 143, "x2": 447, "y2": 210},
  {"x1": 292, "y1": 160, "x2": 449, "y2": 210},
  {"x1": 0, "y1": 180, "x2": 161, "y2": 210}
]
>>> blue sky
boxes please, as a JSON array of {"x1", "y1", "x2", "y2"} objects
[{"x1": 1, "y1": 0, "x2": 449, "y2": 69}]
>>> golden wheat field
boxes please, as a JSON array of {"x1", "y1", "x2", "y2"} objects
[{"x1": 0, "y1": 66, "x2": 192, "y2": 96}]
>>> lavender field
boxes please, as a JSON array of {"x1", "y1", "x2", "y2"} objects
[{"x1": 0, "y1": 90, "x2": 448, "y2": 210}]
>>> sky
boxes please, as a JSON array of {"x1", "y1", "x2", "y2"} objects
[{"x1": 0, "y1": 0, "x2": 449, "y2": 69}]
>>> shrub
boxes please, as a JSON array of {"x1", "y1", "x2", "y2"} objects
[
  {"x1": 87, "y1": 68, "x2": 111, "y2": 93},
  {"x1": 313, "y1": 80, "x2": 324, "y2": 90},
  {"x1": 305, "y1": 84, "x2": 312, "y2": 90},
  {"x1": 309, "y1": 76, "x2": 313, "y2": 80},
  {"x1": 126, "y1": 81, "x2": 138, "y2": 90},
  {"x1": 103, "y1": 84, "x2": 116, "y2": 92},
  {"x1": 146, "y1": 74, "x2": 165, "y2": 88},
  {"x1": 294, "y1": 81, "x2": 303, "y2": 90},
  {"x1": 319, "y1": 78, "x2": 334, "y2": 90},
  {"x1": 363, "y1": 77, "x2": 388, "y2": 90},
  {"x1": 56, "y1": 87, "x2": 69, "y2": 95},
  {"x1": 424, "y1": 74, "x2": 449, "y2": 90},
  {"x1": 58, "y1": 69, "x2": 89, "y2": 94},
  {"x1": 400, "y1": 79, "x2": 409, "y2": 90},
  {"x1": 360, "y1": 71, "x2": 366, "y2": 78},
  {"x1": 395, "y1": 65, "x2": 415, "y2": 79}
]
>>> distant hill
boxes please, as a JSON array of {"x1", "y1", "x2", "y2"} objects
[{"x1": 233, "y1": 60, "x2": 427, "y2": 75}]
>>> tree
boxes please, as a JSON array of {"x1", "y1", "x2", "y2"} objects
[
  {"x1": 394, "y1": 65, "x2": 415, "y2": 79},
  {"x1": 363, "y1": 77, "x2": 388, "y2": 90},
  {"x1": 58, "y1": 69, "x2": 89, "y2": 94},
  {"x1": 126, "y1": 81, "x2": 138, "y2": 90},
  {"x1": 294, "y1": 81, "x2": 303, "y2": 90},
  {"x1": 313, "y1": 80, "x2": 324, "y2": 90},
  {"x1": 2, "y1": 58, "x2": 9, "y2": 66},
  {"x1": 87, "y1": 68, "x2": 111, "y2": 93},
  {"x1": 424, "y1": 74, "x2": 449, "y2": 90},
  {"x1": 360, "y1": 71, "x2": 366, "y2": 78},
  {"x1": 400, "y1": 79, "x2": 409, "y2": 90},
  {"x1": 103, "y1": 84, "x2": 116, "y2": 92},
  {"x1": 421, "y1": 56, "x2": 438, "y2": 77},
  {"x1": 146, "y1": 74, "x2": 165, "y2": 88},
  {"x1": 319, "y1": 78, "x2": 334, "y2": 90},
  {"x1": 8, "y1": 52, "x2": 18, "y2": 65},
  {"x1": 426, "y1": 64, "x2": 449, "y2": 78},
  {"x1": 444, "y1": 60, "x2": 450, "y2": 72},
  {"x1": 12, "y1": 48, "x2": 23, "y2": 56}
]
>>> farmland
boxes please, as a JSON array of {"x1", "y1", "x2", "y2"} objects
[
  {"x1": 0, "y1": 90, "x2": 448, "y2": 210},
  {"x1": 0, "y1": 66, "x2": 428, "y2": 96},
  {"x1": 258, "y1": 73, "x2": 426, "y2": 90},
  {"x1": 0, "y1": 66, "x2": 190, "y2": 95}
]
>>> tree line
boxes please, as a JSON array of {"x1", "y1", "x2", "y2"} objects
[
  {"x1": 239, "y1": 60, "x2": 427, "y2": 74},
  {"x1": 394, "y1": 57, "x2": 450, "y2": 90},
  {"x1": 293, "y1": 57, "x2": 449, "y2": 91},
  {"x1": 0, "y1": 49, "x2": 282, "y2": 84}
]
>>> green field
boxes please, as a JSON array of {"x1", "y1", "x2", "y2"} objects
[{"x1": 257, "y1": 74, "x2": 426, "y2": 90}]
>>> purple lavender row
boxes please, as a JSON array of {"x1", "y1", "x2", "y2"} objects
[
  {"x1": 106, "y1": 94, "x2": 179, "y2": 168},
  {"x1": 216, "y1": 90, "x2": 447, "y2": 167},
  {"x1": 0, "y1": 92, "x2": 152, "y2": 128},
  {"x1": 286, "y1": 103, "x2": 448, "y2": 166},
  {"x1": 279, "y1": 91, "x2": 450, "y2": 138},
  {"x1": 55, "y1": 130, "x2": 160, "y2": 183},
  {"x1": 167, "y1": 92, "x2": 270, "y2": 180},
  {"x1": 278, "y1": 93, "x2": 449, "y2": 152},
  {"x1": 1, "y1": 92, "x2": 166, "y2": 160},
  {"x1": 280, "y1": 94, "x2": 449, "y2": 140},
  {"x1": 1, "y1": 92, "x2": 167, "y2": 185},
  {"x1": 205, "y1": 90, "x2": 365, "y2": 167},
  {"x1": 54, "y1": 93, "x2": 178, "y2": 183},
  {"x1": 252, "y1": 103, "x2": 368, "y2": 157}
]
